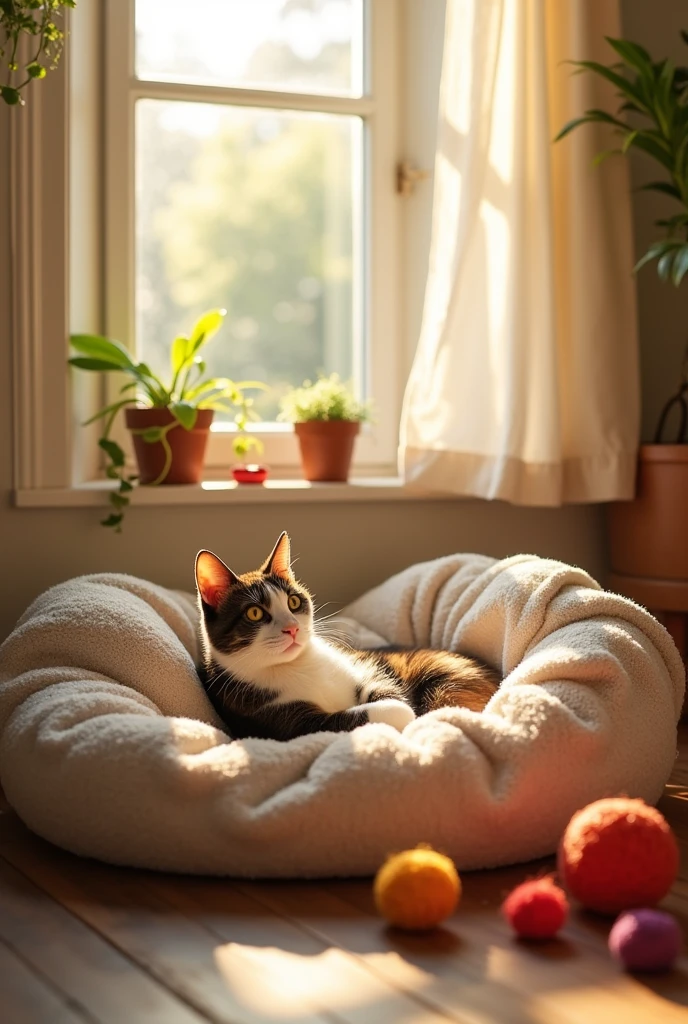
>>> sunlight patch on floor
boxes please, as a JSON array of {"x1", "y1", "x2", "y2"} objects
[{"x1": 214, "y1": 942, "x2": 432, "y2": 1018}]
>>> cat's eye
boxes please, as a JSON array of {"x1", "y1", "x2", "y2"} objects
[
  {"x1": 245, "y1": 606, "x2": 264, "y2": 622},
  {"x1": 288, "y1": 594, "x2": 302, "y2": 611}
]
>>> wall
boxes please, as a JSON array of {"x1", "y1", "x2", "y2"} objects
[
  {"x1": 1, "y1": 0, "x2": 644, "y2": 642},
  {"x1": 621, "y1": 0, "x2": 688, "y2": 443}
]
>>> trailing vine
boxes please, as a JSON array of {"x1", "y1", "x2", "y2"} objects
[{"x1": 0, "y1": 0, "x2": 75, "y2": 106}]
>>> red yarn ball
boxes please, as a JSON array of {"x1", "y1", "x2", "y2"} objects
[
  {"x1": 558, "y1": 797, "x2": 678, "y2": 915},
  {"x1": 502, "y1": 877, "x2": 569, "y2": 939}
]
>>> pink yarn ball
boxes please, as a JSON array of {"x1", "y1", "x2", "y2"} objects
[
  {"x1": 502, "y1": 877, "x2": 569, "y2": 939},
  {"x1": 608, "y1": 909, "x2": 682, "y2": 972}
]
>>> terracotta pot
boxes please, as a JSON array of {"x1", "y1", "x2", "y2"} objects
[
  {"x1": 125, "y1": 407, "x2": 214, "y2": 485},
  {"x1": 607, "y1": 444, "x2": 688, "y2": 580},
  {"x1": 294, "y1": 420, "x2": 361, "y2": 482}
]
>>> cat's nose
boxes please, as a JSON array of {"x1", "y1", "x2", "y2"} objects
[{"x1": 282, "y1": 625, "x2": 299, "y2": 638}]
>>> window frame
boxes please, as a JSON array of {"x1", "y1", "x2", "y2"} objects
[{"x1": 103, "y1": 0, "x2": 402, "y2": 476}]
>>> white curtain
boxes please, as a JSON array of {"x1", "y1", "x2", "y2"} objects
[{"x1": 399, "y1": 0, "x2": 640, "y2": 505}]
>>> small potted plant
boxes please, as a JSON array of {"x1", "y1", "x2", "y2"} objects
[
  {"x1": 231, "y1": 408, "x2": 268, "y2": 484},
  {"x1": 278, "y1": 373, "x2": 371, "y2": 482},
  {"x1": 69, "y1": 309, "x2": 267, "y2": 529},
  {"x1": 556, "y1": 35, "x2": 688, "y2": 588}
]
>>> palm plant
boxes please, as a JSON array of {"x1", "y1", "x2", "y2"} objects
[
  {"x1": 557, "y1": 34, "x2": 688, "y2": 444},
  {"x1": 556, "y1": 34, "x2": 688, "y2": 287}
]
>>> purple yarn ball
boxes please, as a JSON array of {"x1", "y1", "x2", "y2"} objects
[{"x1": 608, "y1": 909, "x2": 682, "y2": 972}]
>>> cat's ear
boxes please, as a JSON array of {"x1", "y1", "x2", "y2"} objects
[
  {"x1": 195, "y1": 550, "x2": 238, "y2": 609},
  {"x1": 261, "y1": 531, "x2": 292, "y2": 579}
]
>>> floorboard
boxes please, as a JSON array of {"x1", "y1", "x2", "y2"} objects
[
  {"x1": 0, "y1": 937, "x2": 88, "y2": 1024},
  {"x1": 1, "y1": 728, "x2": 688, "y2": 1023}
]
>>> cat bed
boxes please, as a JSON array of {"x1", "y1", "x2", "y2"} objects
[{"x1": 0, "y1": 554, "x2": 683, "y2": 876}]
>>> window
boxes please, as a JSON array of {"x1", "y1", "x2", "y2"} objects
[{"x1": 104, "y1": 0, "x2": 401, "y2": 475}]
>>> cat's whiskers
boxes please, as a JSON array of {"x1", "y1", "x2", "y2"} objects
[{"x1": 314, "y1": 621, "x2": 355, "y2": 650}]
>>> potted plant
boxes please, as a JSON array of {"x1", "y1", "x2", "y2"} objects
[
  {"x1": 69, "y1": 309, "x2": 267, "y2": 529},
  {"x1": 556, "y1": 35, "x2": 688, "y2": 589},
  {"x1": 278, "y1": 374, "x2": 371, "y2": 482},
  {"x1": 231, "y1": 415, "x2": 268, "y2": 485},
  {"x1": 0, "y1": 0, "x2": 75, "y2": 106}
]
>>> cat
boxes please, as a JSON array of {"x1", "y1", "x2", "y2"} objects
[{"x1": 195, "y1": 532, "x2": 500, "y2": 741}]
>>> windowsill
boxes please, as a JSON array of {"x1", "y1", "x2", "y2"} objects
[{"x1": 13, "y1": 477, "x2": 452, "y2": 508}]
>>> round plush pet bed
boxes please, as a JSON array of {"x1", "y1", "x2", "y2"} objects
[{"x1": 0, "y1": 554, "x2": 683, "y2": 876}]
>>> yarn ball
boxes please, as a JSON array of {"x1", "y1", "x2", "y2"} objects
[
  {"x1": 558, "y1": 797, "x2": 679, "y2": 914},
  {"x1": 609, "y1": 909, "x2": 682, "y2": 972},
  {"x1": 373, "y1": 847, "x2": 461, "y2": 930},
  {"x1": 502, "y1": 877, "x2": 569, "y2": 939}
]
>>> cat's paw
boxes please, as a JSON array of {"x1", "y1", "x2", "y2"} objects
[{"x1": 366, "y1": 699, "x2": 416, "y2": 732}]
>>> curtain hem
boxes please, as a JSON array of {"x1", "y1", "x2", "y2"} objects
[{"x1": 401, "y1": 446, "x2": 638, "y2": 506}]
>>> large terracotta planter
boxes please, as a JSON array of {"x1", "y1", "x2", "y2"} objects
[
  {"x1": 607, "y1": 445, "x2": 688, "y2": 580},
  {"x1": 294, "y1": 421, "x2": 360, "y2": 482},
  {"x1": 125, "y1": 407, "x2": 214, "y2": 485}
]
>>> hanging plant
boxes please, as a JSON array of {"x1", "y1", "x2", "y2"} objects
[{"x1": 0, "y1": 0, "x2": 75, "y2": 107}]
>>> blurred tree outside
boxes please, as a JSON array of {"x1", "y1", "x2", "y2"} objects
[{"x1": 134, "y1": 0, "x2": 361, "y2": 421}]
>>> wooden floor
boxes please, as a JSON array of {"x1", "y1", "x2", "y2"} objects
[{"x1": 4, "y1": 740, "x2": 688, "y2": 1024}]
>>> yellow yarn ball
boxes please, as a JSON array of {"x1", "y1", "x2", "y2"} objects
[{"x1": 373, "y1": 847, "x2": 461, "y2": 930}]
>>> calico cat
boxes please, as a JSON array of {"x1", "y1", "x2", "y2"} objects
[{"x1": 196, "y1": 532, "x2": 500, "y2": 741}]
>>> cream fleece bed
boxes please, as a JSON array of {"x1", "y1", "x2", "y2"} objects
[{"x1": 0, "y1": 553, "x2": 684, "y2": 877}]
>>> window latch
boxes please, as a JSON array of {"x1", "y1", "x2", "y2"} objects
[{"x1": 396, "y1": 160, "x2": 432, "y2": 197}]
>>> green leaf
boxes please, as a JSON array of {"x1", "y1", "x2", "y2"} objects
[
  {"x1": 234, "y1": 380, "x2": 270, "y2": 391},
  {"x1": 582, "y1": 107, "x2": 634, "y2": 131},
  {"x1": 626, "y1": 133, "x2": 675, "y2": 171},
  {"x1": 655, "y1": 213, "x2": 688, "y2": 232},
  {"x1": 141, "y1": 427, "x2": 164, "y2": 443},
  {"x1": 70, "y1": 334, "x2": 136, "y2": 369},
  {"x1": 0, "y1": 87, "x2": 21, "y2": 106},
  {"x1": 132, "y1": 363, "x2": 169, "y2": 406},
  {"x1": 655, "y1": 59, "x2": 676, "y2": 135},
  {"x1": 604, "y1": 37, "x2": 653, "y2": 75},
  {"x1": 189, "y1": 308, "x2": 227, "y2": 354},
  {"x1": 69, "y1": 357, "x2": 127, "y2": 372},
  {"x1": 171, "y1": 335, "x2": 191, "y2": 376},
  {"x1": 592, "y1": 149, "x2": 620, "y2": 167},
  {"x1": 100, "y1": 513, "x2": 123, "y2": 529},
  {"x1": 622, "y1": 130, "x2": 638, "y2": 153},
  {"x1": 169, "y1": 401, "x2": 198, "y2": 430},
  {"x1": 82, "y1": 399, "x2": 133, "y2": 426},
  {"x1": 233, "y1": 434, "x2": 263, "y2": 458},
  {"x1": 638, "y1": 180, "x2": 682, "y2": 199},
  {"x1": 555, "y1": 108, "x2": 634, "y2": 144},
  {"x1": 672, "y1": 245, "x2": 688, "y2": 285},
  {"x1": 182, "y1": 376, "x2": 236, "y2": 401},
  {"x1": 555, "y1": 116, "x2": 594, "y2": 142},
  {"x1": 658, "y1": 249, "x2": 677, "y2": 280},
  {"x1": 569, "y1": 60, "x2": 650, "y2": 113},
  {"x1": 119, "y1": 479, "x2": 134, "y2": 493},
  {"x1": 110, "y1": 491, "x2": 130, "y2": 509},
  {"x1": 98, "y1": 438, "x2": 126, "y2": 467},
  {"x1": 634, "y1": 239, "x2": 680, "y2": 273}
]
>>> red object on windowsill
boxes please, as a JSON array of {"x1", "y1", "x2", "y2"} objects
[{"x1": 232, "y1": 464, "x2": 269, "y2": 484}]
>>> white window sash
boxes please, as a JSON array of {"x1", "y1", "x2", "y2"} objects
[{"x1": 103, "y1": 0, "x2": 401, "y2": 475}]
